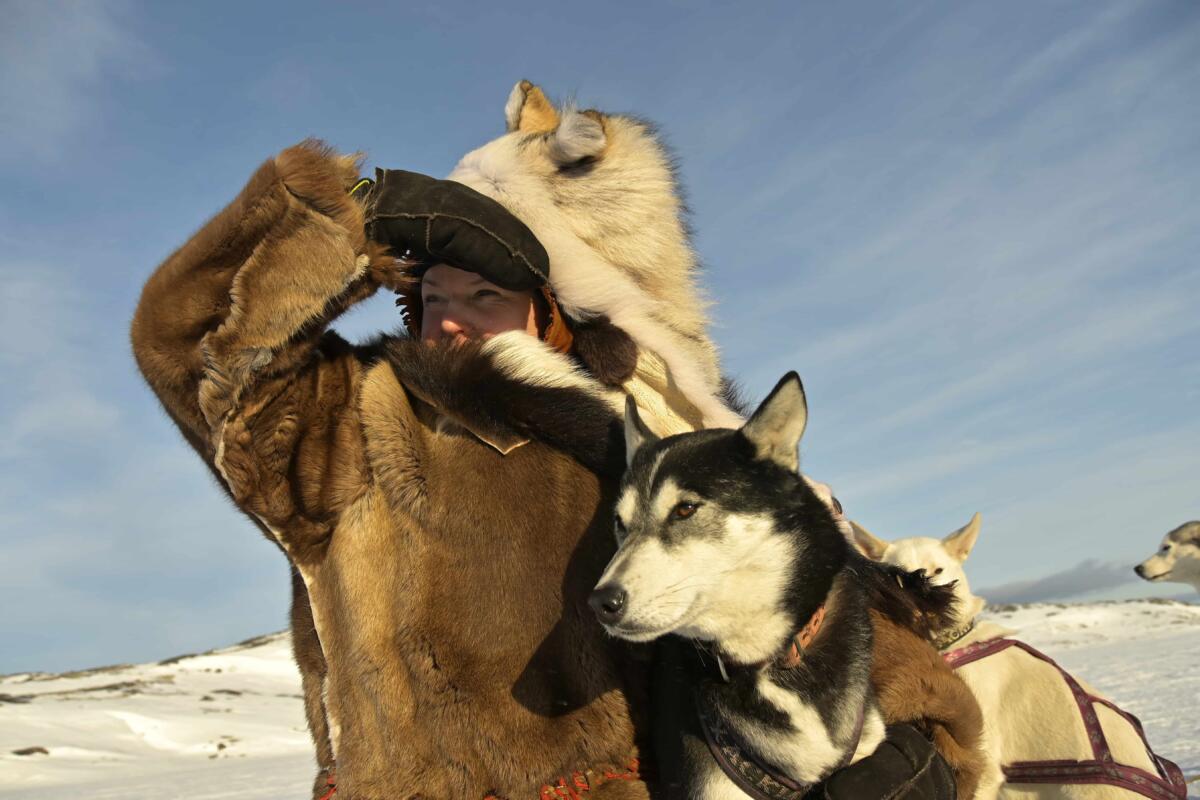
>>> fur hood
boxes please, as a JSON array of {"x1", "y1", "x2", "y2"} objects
[{"x1": 447, "y1": 81, "x2": 742, "y2": 433}]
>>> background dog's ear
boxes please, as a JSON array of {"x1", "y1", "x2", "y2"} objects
[
  {"x1": 549, "y1": 108, "x2": 607, "y2": 166},
  {"x1": 624, "y1": 395, "x2": 658, "y2": 467},
  {"x1": 850, "y1": 520, "x2": 891, "y2": 560},
  {"x1": 942, "y1": 512, "x2": 982, "y2": 562},
  {"x1": 740, "y1": 371, "x2": 807, "y2": 471},
  {"x1": 505, "y1": 80, "x2": 560, "y2": 133}
]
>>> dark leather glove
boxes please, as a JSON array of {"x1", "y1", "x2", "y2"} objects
[
  {"x1": 360, "y1": 168, "x2": 550, "y2": 291},
  {"x1": 808, "y1": 724, "x2": 956, "y2": 800}
]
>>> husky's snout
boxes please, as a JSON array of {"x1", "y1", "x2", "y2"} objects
[{"x1": 589, "y1": 583, "x2": 628, "y2": 625}]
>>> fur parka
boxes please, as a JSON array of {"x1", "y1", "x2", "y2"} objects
[{"x1": 131, "y1": 141, "x2": 660, "y2": 799}]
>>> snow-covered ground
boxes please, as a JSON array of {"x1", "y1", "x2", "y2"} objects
[
  {"x1": 2, "y1": 600, "x2": 1197, "y2": 799},
  {"x1": 0, "y1": 633, "x2": 314, "y2": 799}
]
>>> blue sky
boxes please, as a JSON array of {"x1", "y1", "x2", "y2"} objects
[{"x1": 1, "y1": 0, "x2": 1197, "y2": 673}]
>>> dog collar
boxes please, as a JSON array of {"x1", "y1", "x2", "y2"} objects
[
  {"x1": 713, "y1": 603, "x2": 827, "y2": 681},
  {"x1": 932, "y1": 617, "x2": 977, "y2": 651},
  {"x1": 779, "y1": 603, "x2": 826, "y2": 669}
]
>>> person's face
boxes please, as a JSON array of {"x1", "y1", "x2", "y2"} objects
[{"x1": 419, "y1": 263, "x2": 540, "y2": 344}]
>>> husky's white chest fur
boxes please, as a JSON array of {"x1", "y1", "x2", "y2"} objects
[
  {"x1": 749, "y1": 673, "x2": 886, "y2": 783},
  {"x1": 692, "y1": 669, "x2": 887, "y2": 800}
]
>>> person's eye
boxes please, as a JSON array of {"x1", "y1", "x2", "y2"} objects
[
  {"x1": 423, "y1": 294, "x2": 444, "y2": 305},
  {"x1": 474, "y1": 289, "x2": 502, "y2": 300}
]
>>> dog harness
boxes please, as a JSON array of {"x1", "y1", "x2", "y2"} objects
[
  {"x1": 944, "y1": 638, "x2": 1187, "y2": 800},
  {"x1": 696, "y1": 604, "x2": 867, "y2": 800},
  {"x1": 316, "y1": 760, "x2": 641, "y2": 800}
]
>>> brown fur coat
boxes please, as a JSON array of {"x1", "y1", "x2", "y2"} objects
[{"x1": 132, "y1": 142, "x2": 649, "y2": 799}]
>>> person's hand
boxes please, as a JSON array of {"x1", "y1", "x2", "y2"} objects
[
  {"x1": 360, "y1": 168, "x2": 550, "y2": 293},
  {"x1": 809, "y1": 724, "x2": 956, "y2": 800}
]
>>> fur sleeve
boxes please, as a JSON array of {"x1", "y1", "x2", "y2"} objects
[
  {"x1": 131, "y1": 141, "x2": 392, "y2": 556},
  {"x1": 131, "y1": 140, "x2": 392, "y2": 447}
]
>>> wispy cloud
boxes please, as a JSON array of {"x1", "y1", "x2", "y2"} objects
[
  {"x1": 0, "y1": 0, "x2": 153, "y2": 161},
  {"x1": 0, "y1": 256, "x2": 287, "y2": 673},
  {"x1": 0, "y1": 266, "x2": 123, "y2": 459}
]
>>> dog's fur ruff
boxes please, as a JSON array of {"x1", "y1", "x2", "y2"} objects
[
  {"x1": 594, "y1": 374, "x2": 984, "y2": 798},
  {"x1": 854, "y1": 516, "x2": 1174, "y2": 799},
  {"x1": 447, "y1": 80, "x2": 743, "y2": 434},
  {"x1": 1135, "y1": 520, "x2": 1200, "y2": 593}
]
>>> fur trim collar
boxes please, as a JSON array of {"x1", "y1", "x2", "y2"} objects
[{"x1": 382, "y1": 332, "x2": 626, "y2": 477}]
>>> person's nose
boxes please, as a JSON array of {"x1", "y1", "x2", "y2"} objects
[{"x1": 439, "y1": 313, "x2": 473, "y2": 341}]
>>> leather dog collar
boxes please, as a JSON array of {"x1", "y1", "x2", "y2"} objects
[{"x1": 714, "y1": 603, "x2": 827, "y2": 681}]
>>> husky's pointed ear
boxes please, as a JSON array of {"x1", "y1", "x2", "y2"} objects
[
  {"x1": 624, "y1": 395, "x2": 658, "y2": 467},
  {"x1": 505, "y1": 80, "x2": 560, "y2": 133},
  {"x1": 740, "y1": 372, "x2": 807, "y2": 471},
  {"x1": 850, "y1": 520, "x2": 891, "y2": 561},
  {"x1": 943, "y1": 513, "x2": 982, "y2": 563},
  {"x1": 549, "y1": 108, "x2": 607, "y2": 165}
]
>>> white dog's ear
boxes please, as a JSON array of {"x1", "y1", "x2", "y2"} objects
[
  {"x1": 548, "y1": 108, "x2": 607, "y2": 165},
  {"x1": 943, "y1": 512, "x2": 982, "y2": 562},
  {"x1": 741, "y1": 372, "x2": 807, "y2": 471},
  {"x1": 505, "y1": 80, "x2": 560, "y2": 133},
  {"x1": 624, "y1": 395, "x2": 659, "y2": 467},
  {"x1": 850, "y1": 520, "x2": 890, "y2": 560}
]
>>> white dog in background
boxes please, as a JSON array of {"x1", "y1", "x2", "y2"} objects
[
  {"x1": 852, "y1": 515, "x2": 1185, "y2": 799},
  {"x1": 1135, "y1": 521, "x2": 1200, "y2": 594}
]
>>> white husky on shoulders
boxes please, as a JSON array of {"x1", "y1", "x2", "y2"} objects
[{"x1": 852, "y1": 515, "x2": 1186, "y2": 800}]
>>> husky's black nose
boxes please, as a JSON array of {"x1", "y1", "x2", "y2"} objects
[
  {"x1": 589, "y1": 585, "x2": 627, "y2": 625},
  {"x1": 1134, "y1": 564, "x2": 1147, "y2": 578}
]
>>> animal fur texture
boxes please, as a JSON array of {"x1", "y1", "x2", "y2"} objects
[
  {"x1": 870, "y1": 611, "x2": 985, "y2": 800},
  {"x1": 594, "y1": 374, "x2": 984, "y2": 799},
  {"x1": 854, "y1": 516, "x2": 1178, "y2": 799},
  {"x1": 447, "y1": 80, "x2": 744, "y2": 434},
  {"x1": 132, "y1": 140, "x2": 660, "y2": 799},
  {"x1": 1135, "y1": 520, "x2": 1200, "y2": 594}
]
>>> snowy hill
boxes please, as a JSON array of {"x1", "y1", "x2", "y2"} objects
[{"x1": 2, "y1": 600, "x2": 1197, "y2": 799}]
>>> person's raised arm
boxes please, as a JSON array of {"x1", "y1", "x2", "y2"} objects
[
  {"x1": 131, "y1": 140, "x2": 392, "y2": 452},
  {"x1": 131, "y1": 140, "x2": 396, "y2": 557}
]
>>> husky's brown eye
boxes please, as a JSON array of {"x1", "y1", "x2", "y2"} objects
[
  {"x1": 933, "y1": 568, "x2": 944, "y2": 575},
  {"x1": 673, "y1": 502, "x2": 698, "y2": 519}
]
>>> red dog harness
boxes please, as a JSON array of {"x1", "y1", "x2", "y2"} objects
[{"x1": 944, "y1": 638, "x2": 1186, "y2": 799}]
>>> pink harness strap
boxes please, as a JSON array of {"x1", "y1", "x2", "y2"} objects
[{"x1": 943, "y1": 638, "x2": 1186, "y2": 800}]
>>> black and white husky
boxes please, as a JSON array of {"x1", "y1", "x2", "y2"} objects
[{"x1": 589, "y1": 373, "x2": 890, "y2": 799}]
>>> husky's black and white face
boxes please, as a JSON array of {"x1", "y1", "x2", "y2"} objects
[
  {"x1": 1135, "y1": 521, "x2": 1200, "y2": 592},
  {"x1": 590, "y1": 373, "x2": 849, "y2": 664}
]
